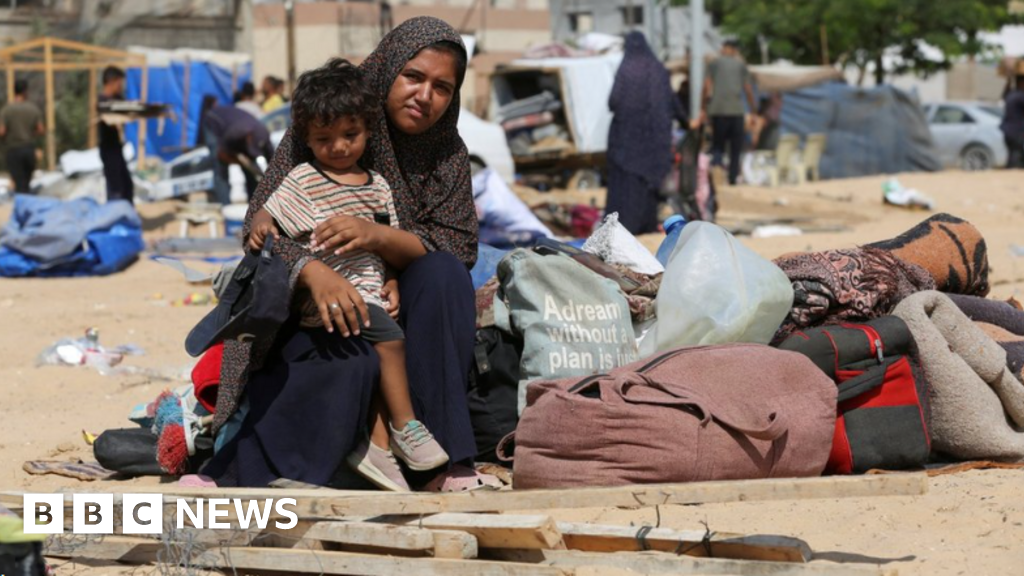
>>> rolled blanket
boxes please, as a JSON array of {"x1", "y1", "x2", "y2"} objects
[
  {"x1": 892, "y1": 291, "x2": 1024, "y2": 462},
  {"x1": 773, "y1": 247, "x2": 935, "y2": 342},
  {"x1": 865, "y1": 213, "x2": 990, "y2": 296},
  {"x1": 949, "y1": 294, "x2": 1024, "y2": 336}
]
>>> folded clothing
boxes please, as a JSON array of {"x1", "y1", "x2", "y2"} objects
[
  {"x1": 949, "y1": 294, "x2": 1024, "y2": 336},
  {"x1": 893, "y1": 291, "x2": 1024, "y2": 461},
  {"x1": 773, "y1": 247, "x2": 935, "y2": 343}
]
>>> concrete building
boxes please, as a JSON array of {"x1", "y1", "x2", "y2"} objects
[
  {"x1": 250, "y1": 0, "x2": 553, "y2": 114},
  {"x1": 548, "y1": 0, "x2": 720, "y2": 60},
  {"x1": 0, "y1": 0, "x2": 242, "y2": 52}
]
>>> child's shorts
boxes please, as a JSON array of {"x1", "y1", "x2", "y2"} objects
[{"x1": 360, "y1": 304, "x2": 404, "y2": 343}]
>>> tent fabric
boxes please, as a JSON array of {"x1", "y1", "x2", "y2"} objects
[
  {"x1": 124, "y1": 51, "x2": 252, "y2": 161},
  {"x1": 0, "y1": 195, "x2": 144, "y2": 277},
  {"x1": 780, "y1": 82, "x2": 941, "y2": 179},
  {"x1": 748, "y1": 65, "x2": 844, "y2": 93},
  {"x1": 510, "y1": 53, "x2": 623, "y2": 154}
]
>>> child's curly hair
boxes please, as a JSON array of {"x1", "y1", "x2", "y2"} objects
[{"x1": 291, "y1": 58, "x2": 379, "y2": 141}]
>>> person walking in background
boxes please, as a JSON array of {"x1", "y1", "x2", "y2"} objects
[
  {"x1": 98, "y1": 66, "x2": 134, "y2": 204},
  {"x1": 201, "y1": 103, "x2": 273, "y2": 204},
  {"x1": 234, "y1": 81, "x2": 263, "y2": 119},
  {"x1": 605, "y1": 32, "x2": 684, "y2": 235},
  {"x1": 260, "y1": 76, "x2": 286, "y2": 113},
  {"x1": 1001, "y1": 75, "x2": 1024, "y2": 169},
  {"x1": 0, "y1": 79, "x2": 43, "y2": 194},
  {"x1": 702, "y1": 39, "x2": 757, "y2": 185}
]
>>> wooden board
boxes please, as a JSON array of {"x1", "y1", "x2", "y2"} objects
[
  {"x1": 385, "y1": 513, "x2": 566, "y2": 550},
  {"x1": 34, "y1": 473, "x2": 927, "y2": 518},
  {"x1": 49, "y1": 536, "x2": 571, "y2": 576},
  {"x1": 558, "y1": 522, "x2": 812, "y2": 563},
  {"x1": 490, "y1": 549, "x2": 898, "y2": 576}
]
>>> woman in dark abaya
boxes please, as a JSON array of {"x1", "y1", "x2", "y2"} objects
[
  {"x1": 605, "y1": 32, "x2": 683, "y2": 235},
  {"x1": 202, "y1": 17, "x2": 497, "y2": 491}
]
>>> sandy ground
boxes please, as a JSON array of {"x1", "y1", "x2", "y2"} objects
[{"x1": 2, "y1": 170, "x2": 1024, "y2": 574}]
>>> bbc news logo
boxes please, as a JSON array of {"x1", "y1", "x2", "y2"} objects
[{"x1": 23, "y1": 494, "x2": 299, "y2": 534}]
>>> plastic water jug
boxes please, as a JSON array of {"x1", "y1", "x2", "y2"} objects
[{"x1": 655, "y1": 215, "x2": 687, "y2": 267}]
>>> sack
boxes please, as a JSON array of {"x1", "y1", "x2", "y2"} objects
[
  {"x1": 467, "y1": 327, "x2": 522, "y2": 463},
  {"x1": 639, "y1": 222, "x2": 793, "y2": 357},
  {"x1": 777, "y1": 317, "x2": 931, "y2": 474},
  {"x1": 494, "y1": 249, "x2": 639, "y2": 415},
  {"x1": 512, "y1": 344, "x2": 837, "y2": 489}
]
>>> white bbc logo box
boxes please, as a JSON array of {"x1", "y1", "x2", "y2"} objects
[
  {"x1": 23, "y1": 494, "x2": 164, "y2": 535},
  {"x1": 23, "y1": 494, "x2": 298, "y2": 534}
]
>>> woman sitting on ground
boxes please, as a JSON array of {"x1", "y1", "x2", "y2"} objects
[{"x1": 201, "y1": 17, "x2": 498, "y2": 492}]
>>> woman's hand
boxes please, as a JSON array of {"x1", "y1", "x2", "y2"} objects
[
  {"x1": 311, "y1": 216, "x2": 384, "y2": 257},
  {"x1": 381, "y1": 278, "x2": 400, "y2": 320},
  {"x1": 299, "y1": 261, "x2": 370, "y2": 337}
]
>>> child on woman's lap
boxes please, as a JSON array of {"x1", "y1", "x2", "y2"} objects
[{"x1": 249, "y1": 59, "x2": 447, "y2": 491}]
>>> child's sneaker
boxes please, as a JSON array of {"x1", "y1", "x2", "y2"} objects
[
  {"x1": 389, "y1": 420, "x2": 449, "y2": 471},
  {"x1": 346, "y1": 440, "x2": 410, "y2": 492}
]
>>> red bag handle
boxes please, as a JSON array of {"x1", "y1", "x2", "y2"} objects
[{"x1": 617, "y1": 374, "x2": 787, "y2": 442}]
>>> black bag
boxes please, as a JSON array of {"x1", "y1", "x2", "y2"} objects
[
  {"x1": 777, "y1": 316, "x2": 931, "y2": 474},
  {"x1": 467, "y1": 327, "x2": 522, "y2": 463},
  {"x1": 185, "y1": 236, "x2": 290, "y2": 357},
  {"x1": 94, "y1": 428, "x2": 213, "y2": 477}
]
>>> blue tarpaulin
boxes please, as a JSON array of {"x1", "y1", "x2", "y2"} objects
[
  {"x1": 125, "y1": 55, "x2": 252, "y2": 161},
  {"x1": 780, "y1": 82, "x2": 941, "y2": 179},
  {"x1": 0, "y1": 195, "x2": 144, "y2": 277}
]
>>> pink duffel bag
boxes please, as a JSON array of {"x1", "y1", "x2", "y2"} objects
[{"x1": 511, "y1": 344, "x2": 837, "y2": 489}]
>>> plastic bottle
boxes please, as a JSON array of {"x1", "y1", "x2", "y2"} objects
[{"x1": 655, "y1": 215, "x2": 688, "y2": 267}]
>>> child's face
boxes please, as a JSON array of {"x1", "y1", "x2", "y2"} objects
[{"x1": 306, "y1": 115, "x2": 368, "y2": 173}]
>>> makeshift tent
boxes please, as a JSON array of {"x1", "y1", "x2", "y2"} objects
[
  {"x1": 124, "y1": 47, "x2": 252, "y2": 161},
  {"x1": 780, "y1": 82, "x2": 941, "y2": 179},
  {"x1": 0, "y1": 37, "x2": 147, "y2": 170}
]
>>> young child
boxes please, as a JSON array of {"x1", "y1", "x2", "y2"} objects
[{"x1": 248, "y1": 59, "x2": 448, "y2": 491}]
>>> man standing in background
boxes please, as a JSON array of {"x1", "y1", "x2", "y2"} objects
[
  {"x1": 0, "y1": 79, "x2": 44, "y2": 194},
  {"x1": 202, "y1": 103, "x2": 273, "y2": 204},
  {"x1": 702, "y1": 39, "x2": 757, "y2": 185},
  {"x1": 98, "y1": 66, "x2": 134, "y2": 204},
  {"x1": 234, "y1": 81, "x2": 263, "y2": 119}
]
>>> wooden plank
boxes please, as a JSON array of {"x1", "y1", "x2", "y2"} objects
[
  {"x1": 490, "y1": 549, "x2": 897, "y2": 576},
  {"x1": 138, "y1": 61, "x2": 148, "y2": 166},
  {"x1": 304, "y1": 520, "x2": 436, "y2": 550},
  {"x1": 386, "y1": 513, "x2": 565, "y2": 550},
  {"x1": 43, "y1": 38, "x2": 55, "y2": 171},
  {"x1": 45, "y1": 536, "x2": 162, "y2": 564},
  {"x1": 5, "y1": 64, "x2": 13, "y2": 104},
  {"x1": 558, "y1": 522, "x2": 812, "y2": 563},
  {"x1": 87, "y1": 67, "x2": 97, "y2": 149},
  {"x1": 8, "y1": 474, "x2": 928, "y2": 519},
  {"x1": 179, "y1": 57, "x2": 190, "y2": 151},
  {"x1": 52, "y1": 536, "x2": 570, "y2": 576},
  {"x1": 432, "y1": 530, "x2": 479, "y2": 559}
]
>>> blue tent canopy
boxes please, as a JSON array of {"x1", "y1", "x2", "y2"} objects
[
  {"x1": 779, "y1": 82, "x2": 942, "y2": 179},
  {"x1": 125, "y1": 55, "x2": 252, "y2": 161}
]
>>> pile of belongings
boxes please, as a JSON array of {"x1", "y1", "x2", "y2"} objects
[
  {"x1": 497, "y1": 91, "x2": 574, "y2": 157},
  {"x1": 470, "y1": 211, "x2": 1024, "y2": 490},
  {"x1": 0, "y1": 195, "x2": 144, "y2": 277},
  {"x1": 473, "y1": 167, "x2": 553, "y2": 248}
]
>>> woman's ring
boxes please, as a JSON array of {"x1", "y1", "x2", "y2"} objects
[{"x1": 330, "y1": 303, "x2": 340, "y2": 311}]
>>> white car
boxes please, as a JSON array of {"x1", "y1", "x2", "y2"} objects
[{"x1": 923, "y1": 102, "x2": 1008, "y2": 170}]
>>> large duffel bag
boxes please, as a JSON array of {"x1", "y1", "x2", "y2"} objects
[
  {"x1": 512, "y1": 344, "x2": 837, "y2": 489},
  {"x1": 777, "y1": 316, "x2": 931, "y2": 474}
]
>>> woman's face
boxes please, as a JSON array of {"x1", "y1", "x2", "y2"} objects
[{"x1": 386, "y1": 48, "x2": 459, "y2": 135}]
